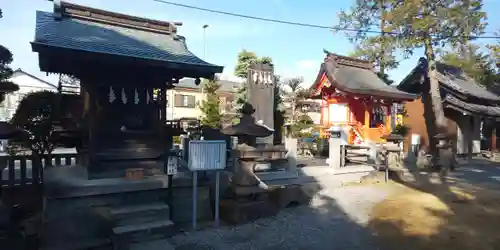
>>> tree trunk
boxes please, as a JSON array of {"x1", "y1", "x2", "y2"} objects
[{"x1": 424, "y1": 37, "x2": 446, "y2": 160}]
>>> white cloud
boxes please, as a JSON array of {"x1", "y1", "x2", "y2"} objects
[
  {"x1": 218, "y1": 73, "x2": 245, "y2": 83},
  {"x1": 295, "y1": 60, "x2": 317, "y2": 70},
  {"x1": 276, "y1": 59, "x2": 321, "y2": 88}
]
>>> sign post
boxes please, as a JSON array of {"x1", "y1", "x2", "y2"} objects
[
  {"x1": 188, "y1": 140, "x2": 227, "y2": 230},
  {"x1": 166, "y1": 152, "x2": 179, "y2": 220}
]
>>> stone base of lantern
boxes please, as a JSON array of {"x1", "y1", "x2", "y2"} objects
[{"x1": 220, "y1": 178, "x2": 320, "y2": 225}]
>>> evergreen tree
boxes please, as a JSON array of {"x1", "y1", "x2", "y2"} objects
[
  {"x1": 338, "y1": 0, "x2": 398, "y2": 81},
  {"x1": 234, "y1": 50, "x2": 259, "y2": 79},
  {"x1": 11, "y1": 91, "x2": 58, "y2": 157},
  {"x1": 232, "y1": 49, "x2": 273, "y2": 114},
  {"x1": 199, "y1": 80, "x2": 222, "y2": 128},
  {"x1": 487, "y1": 29, "x2": 500, "y2": 72},
  {"x1": 441, "y1": 43, "x2": 496, "y2": 86},
  {"x1": 388, "y1": 0, "x2": 485, "y2": 131},
  {"x1": 283, "y1": 76, "x2": 304, "y2": 123},
  {"x1": 273, "y1": 75, "x2": 286, "y2": 143},
  {"x1": 0, "y1": 8, "x2": 19, "y2": 102},
  {"x1": 341, "y1": 0, "x2": 487, "y2": 159}
]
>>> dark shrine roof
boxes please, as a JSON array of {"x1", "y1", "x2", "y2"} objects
[
  {"x1": 435, "y1": 62, "x2": 500, "y2": 101},
  {"x1": 398, "y1": 58, "x2": 500, "y2": 102},
  {"x1": 310, "y1": 50, "x2": 417, "y2": 101},
  {"x1": 31, "y1": 2, "x2": 223, "y2": 78},
  {"x1": 443, "y1": 94, "x2": 500, "y2": 117}
]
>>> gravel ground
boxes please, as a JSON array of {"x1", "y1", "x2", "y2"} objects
[{"x1": 170, "y1": 185, "x2": 394, "y2": 250}]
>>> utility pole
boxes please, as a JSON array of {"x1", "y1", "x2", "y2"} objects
[
  {"x1": 201, "y1": 24, "x2": 209, "y2": 101},
  {"x1": 202, "y1": 24, "x2": 209, "y2": 60}
]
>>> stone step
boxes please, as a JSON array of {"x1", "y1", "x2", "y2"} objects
[
  {"x1": 109, "y1": 203, "x2": 170, "y2": 227},
  {"x1": 112, "y1": 220, "x2": 174, "y2": 248},
  {"x1": 41, "y1": 238, "x2": 111, "y2": 250},
  {"x1": 129, "y1": 239, "x2": 175, "y2": 250}
]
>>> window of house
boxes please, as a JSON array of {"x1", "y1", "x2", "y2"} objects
[
  {"x1": 370, "y1": 105, "x2": 387, "y2": 128},
  {"x1": 174, "y1": 94, "x2": 196, "y2": 108}
]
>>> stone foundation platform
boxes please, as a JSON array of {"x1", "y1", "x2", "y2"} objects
[
  {"x1": 41, "y1": 165, "x2": 211, "y2": 250},
  {"x1": 220, "y1": 179, "x2": 322, "y2": 225}
]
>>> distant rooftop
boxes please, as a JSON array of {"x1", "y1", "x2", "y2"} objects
[{"x1": 177, "y1": 78, "x2": 241, "y2": 93}]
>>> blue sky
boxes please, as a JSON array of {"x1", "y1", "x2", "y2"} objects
[{"x1": 1, "y1": 0, "x2": 499, "y2": 87}]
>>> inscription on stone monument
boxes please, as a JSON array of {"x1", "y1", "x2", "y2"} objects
[{"x1": 247, "y1": 63, "x2": 275, "y2": 145}]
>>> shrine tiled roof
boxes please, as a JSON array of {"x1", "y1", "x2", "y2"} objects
[
  {"x1": 435, "y1": 62, "x2": 500, "y2": 101},
  {"x1": 443, "y1": 94, "x2": 500, "y2": 117},
  {"x1": 398, "y1": 58, "x2": 500, "y2": 102},
  {"x1": 31, "y1": 2, "x2": 223, "y2": 75},
  {"x1": 311, "y1": 51, "x2": 417, "y2": 100}
]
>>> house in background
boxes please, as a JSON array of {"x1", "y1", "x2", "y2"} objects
[
  {"x1": 0, "y1": 69, "x2": 58, "y2": 121},
  {"x1": 397, "y1": 58, "x2": 500, "y2": 157},
  {"x1": 166, "y1": 78, "x2": 240, "y2": 123},
  {"x1": 282, "y1": 99, "x2": 322, "y2": 125}
]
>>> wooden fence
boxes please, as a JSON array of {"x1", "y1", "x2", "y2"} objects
[{"x1": 0, "y1": 153, "x2": 79, "y2": 188}]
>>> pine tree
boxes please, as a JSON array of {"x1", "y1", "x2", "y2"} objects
[
  {"x1": 199, "y1": 80, "x2": 222, "y2": 128},
  {"x1": 232, "y1": 49, "x2": 273, "y2": 114},
  {"x1": 487, "y1": 29, "x2": 500, "y2": 72},
  {"x1": 388, "y1": 0, "x2": 485, "y2": 130},
  {"x1": 343, "y1": 0, "x2": 486, "y2": 158},
  {"x1": 338, "y1": 0, "x2": 398, "y2": 81},
  {"x1": 441, "y1": 43, "x2": 496, "y2": 86}
]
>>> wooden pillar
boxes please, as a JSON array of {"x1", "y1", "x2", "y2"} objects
[
  {"x1": 320, "y1": 97, "x2": 325, "y2": 137},
  {"x1": 364, "y1": 102, "x2": 370, "y2": 139},
  {"x1": 467, "y1": 116, "x2": 473, "y2": 160},
  {"x1": 385, "y1": 104, "x2": 392, "y2": 132},
  {"x1": 159, "y1": 88, "x2": 167, "y2": 123},
  {"x1": 85, "y1": 82, "x2": 98, "y2": 171},
  {"x1": 492, "y1": 127, "x2": 497, "y2": 151}
]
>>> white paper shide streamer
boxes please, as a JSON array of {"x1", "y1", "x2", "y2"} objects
[
  {"x1": 134, "y1": 88, "x2": 139, "y2": 104},
  {"x1": 121, "y1": 88, "x2": 127, "y2": 104},
  {"x1": 109, "y1": 86, "x2": 116, "y2": 103},
  {"x1": 146, "y1": 89, "x2": 151, "y2": 104},
  {"x1": 252, "y1": 70, "x2": 258, "y2": 83}
]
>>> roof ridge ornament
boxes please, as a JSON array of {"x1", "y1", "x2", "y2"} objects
[
  {"x1": 55, "y1": 1, "x2": 182, "y2": 35},
  {"x1": 323, "y1": 49, "x2": 374, "y2": 71},
  {"x1": 53, "y1": 0, "x2": 62, "y2": 20}
]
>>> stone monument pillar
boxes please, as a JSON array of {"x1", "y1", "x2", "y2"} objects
[
  {"x1": 328, "y1": 126, "x2": 343, "y2": 170},
  {"x1": 247, "y1": 63, "x2": 275, "y2": 145}
]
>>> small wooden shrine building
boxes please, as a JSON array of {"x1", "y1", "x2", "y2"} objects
[
  {"x1": 31, "y1": 1, "x2": 223, "y2": 179},
  {"x1": 398, "y1": 58, "x2": 500, "y2": 156},
  {"x1": 28, "y1": 2, "x2": 223, "y2": 248},
  {"x1": 310, "y1": 50, "x2": 416, "y2": 144}
]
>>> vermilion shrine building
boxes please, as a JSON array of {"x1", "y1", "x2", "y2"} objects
[{"x1": 310, "y1": 51, "x2": 416, "y2": 144}]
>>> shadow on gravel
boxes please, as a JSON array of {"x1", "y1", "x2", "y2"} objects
[
  {"x1": 170, "y1": 164, "x2": 382, "y2": 250},
  {"x1": 370, "y1": 159, "x2": 500, "y2": 250}
]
